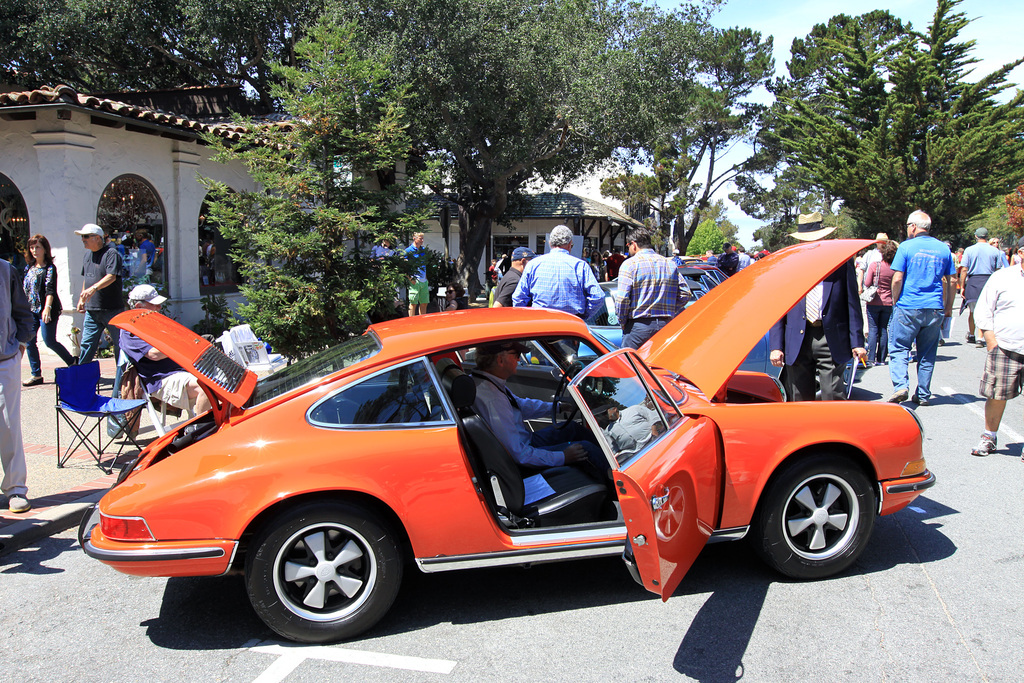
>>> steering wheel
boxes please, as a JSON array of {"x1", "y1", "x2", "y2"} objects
[{"x1": 551, "y1": 366, "x2": 581, "y2": 428}]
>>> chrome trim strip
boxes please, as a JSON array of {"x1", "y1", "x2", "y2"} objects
[
  {"x1": 415, "y1": 540, "x2": 625, "y2": 573},
  {"x1": 83, "y1": 540, "x2": 230, "y2": 562},
  {"x1": 509, "y1": 524, "x2": 626, "y2": 547},
  {"x1": 707, "y1": 526, "x2": 749, "y2": 543},
  {"x1": 885, "y1": 471, "x2": 936, "y2": 495}
]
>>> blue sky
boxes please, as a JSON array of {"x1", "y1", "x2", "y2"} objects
[{"x1": 694, "y1": 0, "x2": 1024, "y2": 245}]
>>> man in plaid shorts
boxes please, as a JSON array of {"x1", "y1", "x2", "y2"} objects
[{"x1": 971, "y1": 236, "x2": 1024, "y2": 457}]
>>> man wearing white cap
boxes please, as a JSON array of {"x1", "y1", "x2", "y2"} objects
[
  {"x1": 119, "y1": 285, "x2": 211, "y2": 414},
  {"x1": 769, "y1": 212, "x2": 866, "y2": 401},
  {"x1": 74, "y1": 223, "x2": 123, "y2": 365}
]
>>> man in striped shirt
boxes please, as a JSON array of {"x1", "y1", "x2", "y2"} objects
[
  {"x1": 616, "y1": 226, "x2": 689, "y2": 349},
  {"x1": 512, "y1": 225, "x2": 603, "y2": 319}
]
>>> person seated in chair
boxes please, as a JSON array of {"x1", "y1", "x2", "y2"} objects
[
  {"x1": 470, "y1": 341, "x2": 606, "y2": 473},
  {"x1": 119, "y1": 285, "x2": 211, "y2": 414}
]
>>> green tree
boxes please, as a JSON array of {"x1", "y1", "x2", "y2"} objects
[
  {"x1": 1, "y1": 0, "x2": 322, "y2": 109},
  {"x1": 341, "y1": 0, "x2": 710, "y2": 294},
  {"x1": 771, "y1": 0, "x2": 1024, "y2": 237},
  {"x1": 686, "y1": 219, "x2": 724, "y2": 256},
  {"x1": 202, "y1": 19, "x2": 431, "y2": 358},
  {"x1": 600, "y1": 26, "x2": 774, "y2": 254}
]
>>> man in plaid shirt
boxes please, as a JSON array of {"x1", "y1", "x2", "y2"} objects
[
  {"x1": 512, "y1": 225, "x2": 603, "y2": 318},
  {"x1": 616, "y1": 227, "x2": 689, "y2": 349}
]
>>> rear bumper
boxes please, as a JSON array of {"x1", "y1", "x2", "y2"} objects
[
  {"x1": 79, "y1": 504, "x2": 236, "y2": 577},
  {"x1": 880, "y1": 469, "x2": 935, "y2": 515}
]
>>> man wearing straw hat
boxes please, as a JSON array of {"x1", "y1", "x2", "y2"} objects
[{"x1": 769, "y1": 212, "x2": 866, "y2": 401}]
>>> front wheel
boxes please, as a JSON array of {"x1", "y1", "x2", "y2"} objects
[
  {"x1": 751, "y1": 455, "x2": 876, "y2": 580},
  {"x1": 246, "y1": 501, "x2": 403, "y2": 643}
]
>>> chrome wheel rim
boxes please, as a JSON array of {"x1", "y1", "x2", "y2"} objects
[
  {"x1": 782, "y1": 474, "x2": 859, "y2": 560},
  {"x1": 272, "y1": 522, "x2": 377, "y2": 622}
]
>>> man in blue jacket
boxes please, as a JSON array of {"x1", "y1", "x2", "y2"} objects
[{"x1": 769, "y1": 212, "x2": 867, "y2": 401}]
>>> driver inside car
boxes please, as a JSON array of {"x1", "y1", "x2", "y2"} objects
[{"x1": 470, "y1": 341, "x2": 608, "y2": 473}]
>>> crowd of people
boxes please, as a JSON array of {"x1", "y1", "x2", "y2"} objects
[
  {"x1": 1, "y1": 224, "x2": 205, "y2": 514},
  {"x1": 4, "y1": 214, "x2": 1021, "y2": 515}
]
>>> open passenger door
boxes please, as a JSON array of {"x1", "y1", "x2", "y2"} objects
[{"x1": 568, "y1": 349, "x2": 722, "y2": 599}]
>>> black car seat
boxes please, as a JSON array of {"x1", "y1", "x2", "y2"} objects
[{"x1": 435, "y1": 358, "x2": 609, "y2": 528}]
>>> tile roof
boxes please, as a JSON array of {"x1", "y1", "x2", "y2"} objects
[
  {"x1": 413, "y1": 191, "x2": 642, "y2": 226},
  {"x1": 0, "y1": 84, "x2": 289, "y2": 142},
  {"x1": 518, "y1": 192, "x2": 642, "y2": 226}
]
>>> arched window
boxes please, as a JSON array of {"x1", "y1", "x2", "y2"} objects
[
  {"x1": 96, "y1": 175, "x2": 167, "y2": 288},
  {"x1": 198, "y1": 197, "x2": 243, "y2": 292},
  {"x1": 0, "y1": 174, "x2": 30, "y2": 269}
]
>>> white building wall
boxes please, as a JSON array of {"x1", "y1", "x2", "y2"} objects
[{"x1": 0, "y1": 108, "x2": 256, "y2": 352}]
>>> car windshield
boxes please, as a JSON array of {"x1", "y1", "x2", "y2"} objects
[{"x1": 249, "y1": 333, "x2": 382, "y2": 406}]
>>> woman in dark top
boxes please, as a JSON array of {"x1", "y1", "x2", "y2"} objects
[
  {"x1": 863, "y1": 240, "x2": 898, "y2": 366},
  {"x1": 22, "y1": 234, "x2": 76, "y2": 386}
]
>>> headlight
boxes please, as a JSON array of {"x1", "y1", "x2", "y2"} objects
[{"x1": 901, "y1": 404, "x2": 925, "y2": 437}]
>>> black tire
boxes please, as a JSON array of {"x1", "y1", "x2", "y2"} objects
[
  {"x1": 751, "y1": 455, "x2": 876, "y2": 580},
  {"x1": 245, "y1": 501, "x2": 403, "y2": 643}
]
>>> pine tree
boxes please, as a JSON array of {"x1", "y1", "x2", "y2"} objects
[
  {"x1": 202, "y1": 19, "x2": 432, "y2": 359},
  {"x1": 771, "y1": 0, "x2": 1024, "y2": 236}
]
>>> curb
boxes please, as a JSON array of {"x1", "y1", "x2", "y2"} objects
[{"x1": 0, "y1": 490, "x2": 104, "y2": 558}]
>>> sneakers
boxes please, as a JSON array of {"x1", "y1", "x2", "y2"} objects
[
  {"x1": 22, "y1": 375, "x2": 42, "y2": 387},
  {"x1": 971, "y1": 434, "x2": 997, "y2": 457},
  {"x1": 966, "y1": 334, "x2": 976, "y2": 344},
  {"x1": 7, "y1": 494, "x2": 30, "y2": 513},
  {"x1": 912, "y1": 395, "x2": 930, "y2": 406},
  {"x1": 886, "y1": 389, "x2": 909, "y2": 403},
  {"x1": 977, "y1": 339, "x2": 986, "y2": 348}
]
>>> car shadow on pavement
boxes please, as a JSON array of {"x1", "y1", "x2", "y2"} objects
[
  {"x1": 143, "y1": 574, "x2": 272, "y2": 650},
  {"x1": 384, "y1": 554, "x2": 648, "y2": 635},
  {"x1": 669, "y1": 499, "x2": 957, "y2": 682}
]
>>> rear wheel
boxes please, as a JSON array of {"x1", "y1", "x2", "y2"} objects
[
  {"x1": 751, "y1": 455, "x2": 875, "y2": 580},
  {"x1": 246, "y1": 501, "x2": 402, "y2": 643}
]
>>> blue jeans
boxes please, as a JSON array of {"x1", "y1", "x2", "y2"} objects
[
  {"x1": 26, "y1": 311, "x2": 76, "y2": 377},
  {"x1": 622, "y1": 318, "x2": 669, "y2": 350},
  {"x1": 79, "y1": 309, "x2": 122, "y2": 366},
  {"x1": 530, "y1": 421, "x2": 607, "y2": 472},
  {"x1": 888, "y1": 307, "x2": 943, "y2": 398},
  {"x1": 866, "y1": 305, "x2": 892, "y2": 364}
]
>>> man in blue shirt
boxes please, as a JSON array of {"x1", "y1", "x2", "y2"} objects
[
  {"x1": 405, "y1": 232, "x2": 429, "y2": 316},
  {"x1": 887, "y1": 210, "x2": 956, "y2": 405},
  {"x1": 512, "y1": 225, "x2": 603, "y2": 319}
]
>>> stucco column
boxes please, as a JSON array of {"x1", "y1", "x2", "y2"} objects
[{"x1": 170, "y1": 143, "x2": 204, "y2": 322}]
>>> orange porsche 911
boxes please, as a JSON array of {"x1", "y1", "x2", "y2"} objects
[{"x1": 81, "y1": 239, "x2": 934, "y2": 643}]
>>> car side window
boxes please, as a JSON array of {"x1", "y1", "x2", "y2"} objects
[{"x1": 309, "y1": 360, "x2": 448, "y2": 427}]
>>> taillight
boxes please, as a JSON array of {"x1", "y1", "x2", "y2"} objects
[{"x1": 100, "y1": 513, "x2": 156, "y2": 541}]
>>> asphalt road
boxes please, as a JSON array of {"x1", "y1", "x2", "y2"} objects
[{"x1": 2, "y1": 331, "x2": 1022, "y2": 682}]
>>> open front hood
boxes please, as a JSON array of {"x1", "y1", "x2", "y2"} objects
[
  {"x1": 111, "y1": 309, "x2": 257, "y2": 410},
  {"x1": 639, "y1": 239, "x2": 873, "y2": 398}
]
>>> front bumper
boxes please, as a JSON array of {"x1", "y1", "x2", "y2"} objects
[
  {"x1": 79, "y1": 504, "x2": 236, "y2": 577},
  {"x1": 879, "y1": 469, "x2": 936, "y2": 515}
]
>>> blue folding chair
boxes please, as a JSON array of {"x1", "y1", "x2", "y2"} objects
[{"x1": 55, "y1": 361, "x2": 149, "y2": 474}]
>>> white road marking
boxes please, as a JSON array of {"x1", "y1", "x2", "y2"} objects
[
  {"x1": 249, "y1": 641, "x2": 457, "y2": 682},
  {"x1": 941, "y1": 386, "x2": 1024, "y2": 442},
  {"x1": 908, "y1": 506, "x2": 926, "y2": 514}
]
